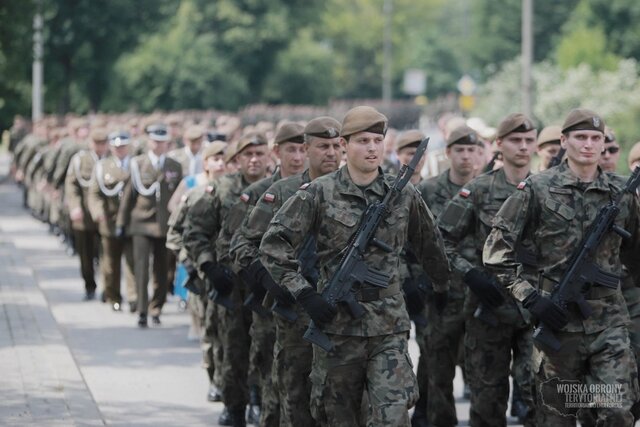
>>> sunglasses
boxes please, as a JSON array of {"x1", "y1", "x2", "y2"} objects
[{"x1": 602, "y1": 146, "x2": 620, "y2": 155}]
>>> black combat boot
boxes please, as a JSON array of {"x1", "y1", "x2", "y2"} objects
[
  {"x1": 510, "y1": 382, "x2": 531, "y2": 423},
  {"x1": 230, "y1": 407, "x2": 246, "y2": 427},
  {"x1": 246, "y1": 385, "x2": 261, "y2": 425},
  {"x1": 411, "y1": 394, "x2": 429, "y2": 427},
  {"x1": 218, "y1": 406, "x2": 232, "y2": 426}
]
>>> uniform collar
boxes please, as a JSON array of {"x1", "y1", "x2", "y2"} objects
[
  {"x1": 490, "y1": 167, "x2": 530, "y2": 200},
  {"x1": 555, "y1": 160, "x2": 611, "y2": 192},
  {"x1": 338, "y1": 165, "x2": 388, "y2": 199}
]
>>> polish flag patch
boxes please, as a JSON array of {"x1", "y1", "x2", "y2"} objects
[
  {"x1": 517, "y1": 181, "x2": 527, "y2": 190},
  {"x1": 206, "y1": 185, "x2": 214, "y2": 194},
  {"x1": 264, "y1": 193, "x2": 275, "y2": 203},
  {"x1": 459, "y1": 188, "x2": 471, "y2": 198},
  {"x1": 300, "y1": 183, "x2": 311, "y2": 190},
  {"x1": 240, "y1": 193, "x2": 250, "y2": 203}
]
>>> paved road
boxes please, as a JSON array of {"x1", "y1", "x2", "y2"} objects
[{"x1": 0, "y1": 154, "x2": 527, "y2": 426}]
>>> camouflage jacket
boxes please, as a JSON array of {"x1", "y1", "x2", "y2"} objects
[
  {"x1": 260, "y1": 165, "x2": 450, "y2": 337},
  {"x1": 167, "y1": 185, "x2": 207, "y2": 264},
  {"x1": 226, "y1": 171, "x2": 281, "y2": 272},
  {"x1": 231, "y1": 170, "x2": 307, "y2": 272},
  {"x1": 483, "y1": 161, "x2": 640, "y2": 333},
  {"x1": 438, "y1": 167, "x2": 535, "y2": 323},
  {"x1": 418, "y1": 169, "x2": 471, "y2": 301},
  {"x1": 183, "y1": 172, "x2": 255, "y2": 269}
]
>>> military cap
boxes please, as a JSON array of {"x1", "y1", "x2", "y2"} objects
[
  {"x1": 273, "y1": 122, "x2": 305, "y2": 145},
  {"x1": 340, "y1": 106, "x2": 388, "y2": 138},
  {"x1": 604, "y1": 126, "x2": 616, "y2": 143},
  {"x1": 108, "y1": 131, "x2": 131, "y2": 147},
  {"x1": 185, "y1": 125, "x2": 204, "y2": 141},
  {"x1": 203, "y1": 141, "x2": 227, "y2": 160},
  {"x1": 561, "y1": 108, "x2": 604, "y2": 134},
  {"x1": 446, "y1": 125, "x2": 479, "y2": 147},
  {"x1": 537, "y1": 125, "x2": 562, "y2": 148},
  {"x1": 304, "y1": 116, "x2": 341, "y2": 139},
  {"x1": 628, "y1": 142, "x2": 640, "y2": 169},
  {"x1": 146, "y1": 123, "x2": 170, "y2": 142},
  {"x1": 496, "y1": 113, "x2": 535, "y2": 139},
  {"x1": 396, "y1": 130, "x2": 425, "y2": 151},
  {"x1": 236, "y1": 131, "x2": 268, "y2": 154},
  {"x1": 90, "y1": 127, "x2": 109, "y2": 142},
  {"x1": 224, "y1": 142, "x2": 238, "y2": 163}
]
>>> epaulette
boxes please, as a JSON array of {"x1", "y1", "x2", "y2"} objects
[{"x1": 264, "y1": 192, "x2": 275, "y2": 203}]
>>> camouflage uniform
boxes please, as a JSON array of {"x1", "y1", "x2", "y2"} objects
[
  {"x1": 416, "y1": 169, "x2": 468, "y2": 427},
  {"x1": 437, "y1": 167, "x2": 535, "y2": 427},
  {"x1": 484, "y1": 161, "x2": 640, "y2": 426},
  {"x1": 233, "y1": 169, "x2": 317, "y2": 427},
  {"x1": 228, "y1": 171, "x2": 282, "y2": 427},
  {"x1": 183, "y1": 171, "x2": 256, "y2": 416},
  {"x1": 260, "y1": 165, "x2": 450, "y2": 427},
  {"x1": 166, "y1": 186, "x2": 223, "y2": 392}
]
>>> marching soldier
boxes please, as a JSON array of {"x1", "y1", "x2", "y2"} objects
[
  {"x1": 168, "y1": 125, "x2": 205, "y2": 176},
  {"x1": 260, "y1": 106, "x2": 450, "y2": 426},
  {"x1": 484, "y1": 108, "x2": 640, "y2": 426},
  {"x1": 437, "y1": 114, "x2": 538, "y2": 426},
  {"x1": 89, "y1": 131, "x2": 136, "y2": 312},
  {"x1": 65, "y1": 128, "x2": 110, "y2": 300},
  {"x1": 116, "y1": 124, "x2": 183, "y2": 327},
  {"x1": 416, "y1": 125, "x2": 479, "y2": 427},
  {"x1": 183, "y1": 131, "x2": 270, "y2": 427}
]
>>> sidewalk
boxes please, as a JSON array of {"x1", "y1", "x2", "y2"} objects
[{"x1": 0, "y1": 155, "x2": 217, "y2": 426}]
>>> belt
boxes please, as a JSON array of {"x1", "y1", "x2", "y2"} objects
[{"x1": 539, "y1": 274, "x2": 619, "y2": 300}]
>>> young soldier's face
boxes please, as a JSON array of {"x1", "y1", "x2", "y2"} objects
[
  {"x1": 342, "y1": 131, "x2": 385, "y2": 174},
  {"x1": 274, "y1": 142, "x2": 306, "y2": 177},
  {"x1": 561, "y1": 130, "x2": 604, "y2": 168},
  {"x1": 396, "y1": 146, "x2": 426, "y2": 177},
  {"x1": 537, "y1": 142, "x2": 561, "y2": 168},
  {"x1": 497, "y1": 129, "x2": 537, "y2": 168},
  {"x1": 237, "y1": 145, "x2": 269, "y2": 179},
  {"x1": 205, "y1": 154, "x2": 226, "y2": 178},
  {"x1": 446, "y1": 144, "x2": 477, "y2": 176},
  {"x1": 306, "y1": 137, "x2": 341, "y2": 176}
]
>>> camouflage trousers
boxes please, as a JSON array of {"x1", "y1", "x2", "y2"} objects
[
  {"x1": 198, "y1": 293, "x2": 223, "y2": 388},
  {"x1": 310, "y1": 331, "x2": 418, "y2": 427},
  {"x1": 426, "y1": 297, "x2": 465, "y2": 427},
  {"x1": 216, "y1": 279, "x2": 252, "y2": 411},
  {"x1": 464, "y1": 315, "x2": 534, "y2": 427},
  {"x1": 413, "y1": 318, "x2": 428, "y2": 418},
  {"x1": 249, "y1": 311, "x2": 279, "y2": 426},
  {"x1": 534, "y1": 325, "x2": 638, "y2": 427},
  {"x1": 273, "y1": 304, "x2": 317, "y2": 427}
]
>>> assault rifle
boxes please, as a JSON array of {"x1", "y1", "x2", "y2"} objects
[
  {"x1": 533, "y1": 166, "x2": 640, "y2": 352},
  {"x1": 304, "y1": 137, "x2": 430, "y2": 352}
]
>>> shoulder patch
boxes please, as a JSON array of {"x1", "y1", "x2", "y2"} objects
[
  {"x1": 517, "y1": 181, "x2": 527, "y2": 190},
  {"x1": 459, "y1": 188, "x2": 471, "y2": 198},
  {"x1": 240, "y1": 193, "x2": 250, "y2": 203},
  {"x1": 300, "y1": 182, "x2": 311, "y2": 190},
  {"x1": 264, "y1": 193, "x2": 275, "y2": 203},
  {"x1": 206, "y1": 185, "x2": 214, "y2": 194}
]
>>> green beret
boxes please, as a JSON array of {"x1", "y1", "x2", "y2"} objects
[
  {"x1": 340, "y1": 106, "x2": 388, "y2": 138},
  {"x1": 446, "y1": 125, "x2": 479, "y2": 147},
  {"x1": 496, "y1": 113, "x2": 535, "y2": 139},
  {"x1": 304, "y1": 116, "x2": 341, "y2": 139},
  {"x1": 90, "y1": 127, "x2": 109, "y2": 142},
  {"x1": 537, "y1": 125, "x2": 562, "y2": 148},
  {"x1": 185, "y1": 125, "x2": 204, "y2": 141},
  {"x1": 273, "y1": 122, "x2": 305, "y2": 145},
  {"x1": 561, "y1": 108, "x2": 605, "y2": 134},
  {"x1": 396, "y1": 129, "x2": 424, "y2": 151},
  {"x1": 203, "y1": 141, "x2": 227, "y2": 160},
  {"x1": 236, "y1": 131, "x2": 268, "y2": 154}
]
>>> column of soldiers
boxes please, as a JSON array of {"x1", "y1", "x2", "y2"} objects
[{"x1": 9, "y1": 104, "x2": 640, "y2": 427}]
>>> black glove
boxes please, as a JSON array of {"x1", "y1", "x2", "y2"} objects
[
  {"x1": 523, "y1": 291, "x2": 568, "y2": 331},
  {"x1": 202, "y1": 262, "x2": 234, "y2": 296},
  {"x1": 402, "y1": 278, "x2": 426, "y2": 316},
  {"x1": 115, "y1": 226, "x2": 125, "y2": 239},
  {"x1": 296, "y1": 288, "x2": 336, "y2": 326},
  {"x1": 433, "y1": 290, "x2": 448, "y2": 314},
  {"x1": 239, "y1": 261, "x2": 267, "y2": 300},
  {"x1": 463, "y1": 268, "x2": 505, "y2": 309}
]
